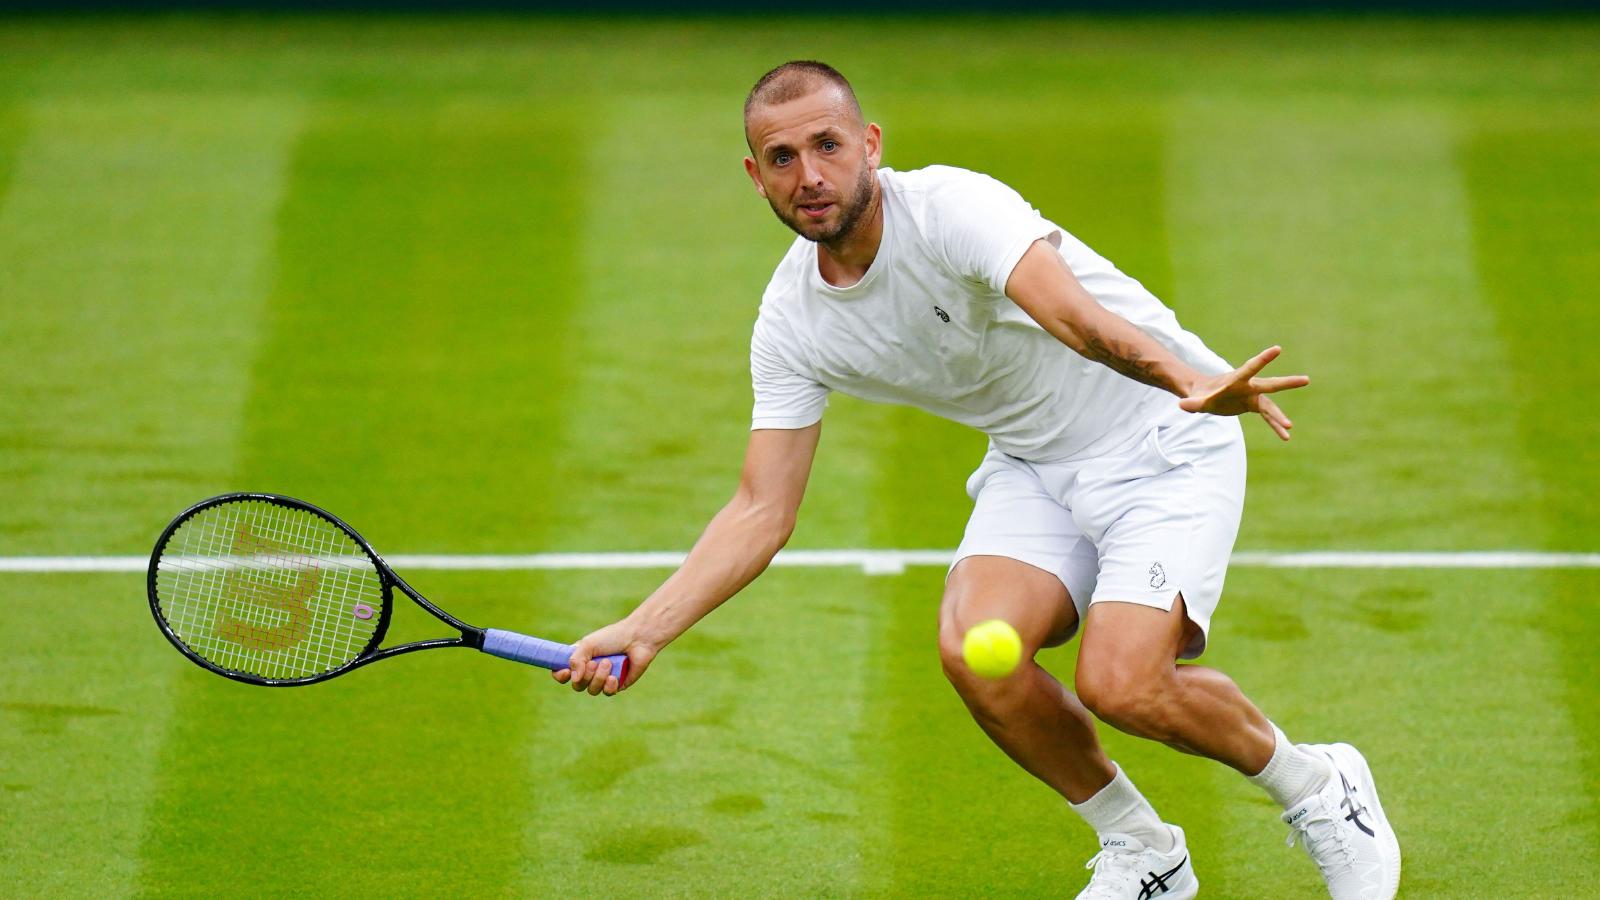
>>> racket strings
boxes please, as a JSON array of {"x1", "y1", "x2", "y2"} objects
[{"x1": 155, "y1": 500, "x2": 384, "y2": 680}]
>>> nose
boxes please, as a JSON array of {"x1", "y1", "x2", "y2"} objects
[{"x1": 799, "y1": 152, "x2": 825, "y2": 189}]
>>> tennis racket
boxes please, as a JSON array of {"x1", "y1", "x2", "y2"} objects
[{"x1": 147, "y1": 492, "x2": 628, "y2": 687}]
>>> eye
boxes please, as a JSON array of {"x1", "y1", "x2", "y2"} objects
[
  {"x1": 774, "y1": 152, "x2": 793, "y2": 166},
  {"x1": 821, "y1": 140, "x2": 838, "y2": 152}
]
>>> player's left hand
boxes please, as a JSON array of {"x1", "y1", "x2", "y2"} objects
[{"x1": 1178, "y1": 345, "x2": 1309, "y2": 441}]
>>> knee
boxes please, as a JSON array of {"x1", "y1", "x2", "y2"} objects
[
  {"x1": 938, "y1": 624, "x2": 1030, "y2": 715},
  {"x1": 937, "y1": 625, "x2": 980, "y2": 685},
  {"x1": 1075, "y1": 664, "x2": 1177, "y2": 738}
]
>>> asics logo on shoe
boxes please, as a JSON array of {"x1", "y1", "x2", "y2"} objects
[
  {"x1": 1102, "y1": 839, "x2": 1128, "y2": 848},
  {"x1": 1338, "y1": 770, "x2": 1376, "y2": 838},
  {"x1": 1286, "y1": 808, "x2": 1309, "y2": 826},
  {"x1": 1137, "y1": 858, "x2": 1186, "y2": 899}
]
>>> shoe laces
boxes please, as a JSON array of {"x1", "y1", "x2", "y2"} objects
[
  {"x1": 1080, "y1": 845, "x2": 1143, "y2": 898},
  {"x1": 1286, "y1": 796, "x2": 1357, "y2": 873}
]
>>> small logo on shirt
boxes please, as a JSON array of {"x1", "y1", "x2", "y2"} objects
[
  {"x1": 933, "y1": 306, "x2": 950, "y2": 323},
  {"x1": 1149, "y1": 562, "x2": 1167, "y2": 589}
]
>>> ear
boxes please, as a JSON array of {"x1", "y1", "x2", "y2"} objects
[
  {"x1": 864, "y1": 122, "x2": 884, "y2": 169},
  {"x1": 743, "y1": 156, "x2": 768, "y2": 198}
]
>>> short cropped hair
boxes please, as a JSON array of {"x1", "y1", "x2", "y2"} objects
[{"x1": 743, "y1": 60, "x2": 863, "y2": 125}]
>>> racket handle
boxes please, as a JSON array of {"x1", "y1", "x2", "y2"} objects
[{"x1": 480, "y1": 628, "x2": 630, "y2": 683}]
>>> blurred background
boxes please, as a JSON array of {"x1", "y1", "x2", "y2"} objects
[{"x1": 1, "y1": 6, "x2": 1596, "y2": 898}]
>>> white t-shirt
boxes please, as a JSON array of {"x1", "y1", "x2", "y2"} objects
[{"x1": 750, "y1": 165, "x2": 1231, "y2": 463}]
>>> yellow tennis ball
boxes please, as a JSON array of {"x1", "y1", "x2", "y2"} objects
[{"x1": 962, "y1": 619, "x2": 1022, "y2": 679}]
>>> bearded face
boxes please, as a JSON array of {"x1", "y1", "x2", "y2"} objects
[
  {"x1": 743, "y1": 86, "x2": 884, "y2": 250},
  {"x1": 766, "y1": 156, "x2": 877, "y2": 245}
]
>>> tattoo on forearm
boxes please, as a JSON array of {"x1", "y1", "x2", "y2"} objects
[{"x1": 1082, "y1": 332, "x2": 1167, "y2": 389}]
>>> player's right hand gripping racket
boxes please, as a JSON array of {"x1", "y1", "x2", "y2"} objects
[{"x1": 147, "y1": 492, "x2": 627, "y2": 687}]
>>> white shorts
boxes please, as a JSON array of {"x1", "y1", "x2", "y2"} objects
[{"x1": 951, "y1": 412, "x2": 1246, "y2": 659}]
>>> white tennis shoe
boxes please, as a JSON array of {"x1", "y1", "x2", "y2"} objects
[
  {"x1": 1283, "y1": 743, "x2": 1402, "y2": 899},
  {"x1": 1076, "y1": 825, "x2": 1197, "y2": 900}
]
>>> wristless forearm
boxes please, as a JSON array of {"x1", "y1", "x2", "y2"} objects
[
  {"x1": 629, "y1": 499, "x2": 790, "y2": 646},
  {"x1": 1075, "y1": 313, "x2": 1199, "y2": 397}
]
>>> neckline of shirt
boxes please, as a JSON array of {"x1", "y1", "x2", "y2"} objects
[{"x1": 810, "y1": 168, "x2": 894, "y2": 297}]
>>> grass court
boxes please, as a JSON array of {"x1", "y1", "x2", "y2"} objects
[{"x1": 1, "y1": 14, "x2": 1597, "y2": 897}]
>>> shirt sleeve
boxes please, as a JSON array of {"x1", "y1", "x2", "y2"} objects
[
  {"x1": 750, "y1": 314, "x2": 829, "y2": 430},
  {"x1": 927, "y1": 170, "x2": 1059, "y2": 295}
]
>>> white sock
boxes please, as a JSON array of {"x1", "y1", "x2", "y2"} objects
[
  {"x1": 1069, "y1": 764, "x2": 1175, "y2": 853},
  {"x1": 1247, "y1": 723, "x2": 1333, "y2": 809}
]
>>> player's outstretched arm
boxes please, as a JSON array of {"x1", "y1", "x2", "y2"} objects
[
  {"x1": 555, "y1": 422, "x2": 822, "y2": 696},
  {"x1": 1004, "y1": 240, "x2": 1309, "y2": 440}
]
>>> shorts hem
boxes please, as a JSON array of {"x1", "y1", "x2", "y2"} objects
[
  {"x1": 1085, "y1": 590, "x2": 1211, "y2": 660},
  {"x1": 947, "y1": 547, "x2": 1073, "y2": 594}
]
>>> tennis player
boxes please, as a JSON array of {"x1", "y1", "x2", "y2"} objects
[{"x1": 556, "y1": 61, "x2": 1401, "y2": 900}]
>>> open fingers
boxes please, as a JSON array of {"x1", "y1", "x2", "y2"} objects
[
  {"x1": 1249, "y1": 374, "x2": 1311, "y2": 395},
  {"x1": 1262, "y1": 412, "x2": 1290, "y2": 441},
  {"x1": 1258, "y1": 396, "x2": 1293, "y2": 441},
  {"x1": 1237, "y1": 345, "x2": 1282, "y2": 379}
]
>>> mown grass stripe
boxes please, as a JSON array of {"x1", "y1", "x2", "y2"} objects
[
  {"x1": 1169, "y1": 101, "x2": 1541, "y2": 553},
  {"x1": 1463, "y1": 121, "x2": 1600, "y2": 848},
  {"x1": 1462, "y1": 123, "x2": 1600, "y2": 542},
  {"x1": 134, "y1": 98, "x2": 588, "y2": 897},
  {"x1": 510, "y1": 92, "x2": 884, "y2": 895},
  {"x1": 0, "y1": 97, "x2": 304, "y2": 552},
  {"x1": 0, "y1": 105, "x2": 25, "y2": 211},
  {"x1": 0, "y1": 95, "x2": 303, "y2": 898}
]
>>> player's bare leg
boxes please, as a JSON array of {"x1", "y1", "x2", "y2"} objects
[
  {"x1": 1074, "y1": 597, "x2": 1275, "y2": 772},
  {"x1": 941, "y1": 556, "x2": 1198, "y2": 897},
  {"x1": 938, "y1": 555, "x2": 1113, "y2": 802},
  {"x1": 1077, "y1": 597, "x2": 1400, "y2": 899}
]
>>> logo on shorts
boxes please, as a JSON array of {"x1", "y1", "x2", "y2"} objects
[
  {"x1": 1149, "y1": 562, "x2": 1167, "y2": 589},
  {"x1": 933, "y1": 305, "x2": 950, "y2": 323}
]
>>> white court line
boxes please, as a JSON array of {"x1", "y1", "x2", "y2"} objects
[{"x1": 2, "y1": 550, "x2": 1599, "y2": 575}]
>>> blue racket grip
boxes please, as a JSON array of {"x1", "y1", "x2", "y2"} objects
[{"x1": 480, "y1": 628, "x2": 630, "y2": 683}]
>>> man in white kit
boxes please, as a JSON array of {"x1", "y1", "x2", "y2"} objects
[{"x1": 556, "y1": 61, "x2": 1402, "y2": 899}]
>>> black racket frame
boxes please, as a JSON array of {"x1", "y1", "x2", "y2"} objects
[{"x1": 148, "y1": 492, "x2": 490, "y2": 687}]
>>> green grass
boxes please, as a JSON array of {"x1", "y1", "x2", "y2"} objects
[{"x1": 1, "y1": 14, "x2": 1597, "y2": 898}]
